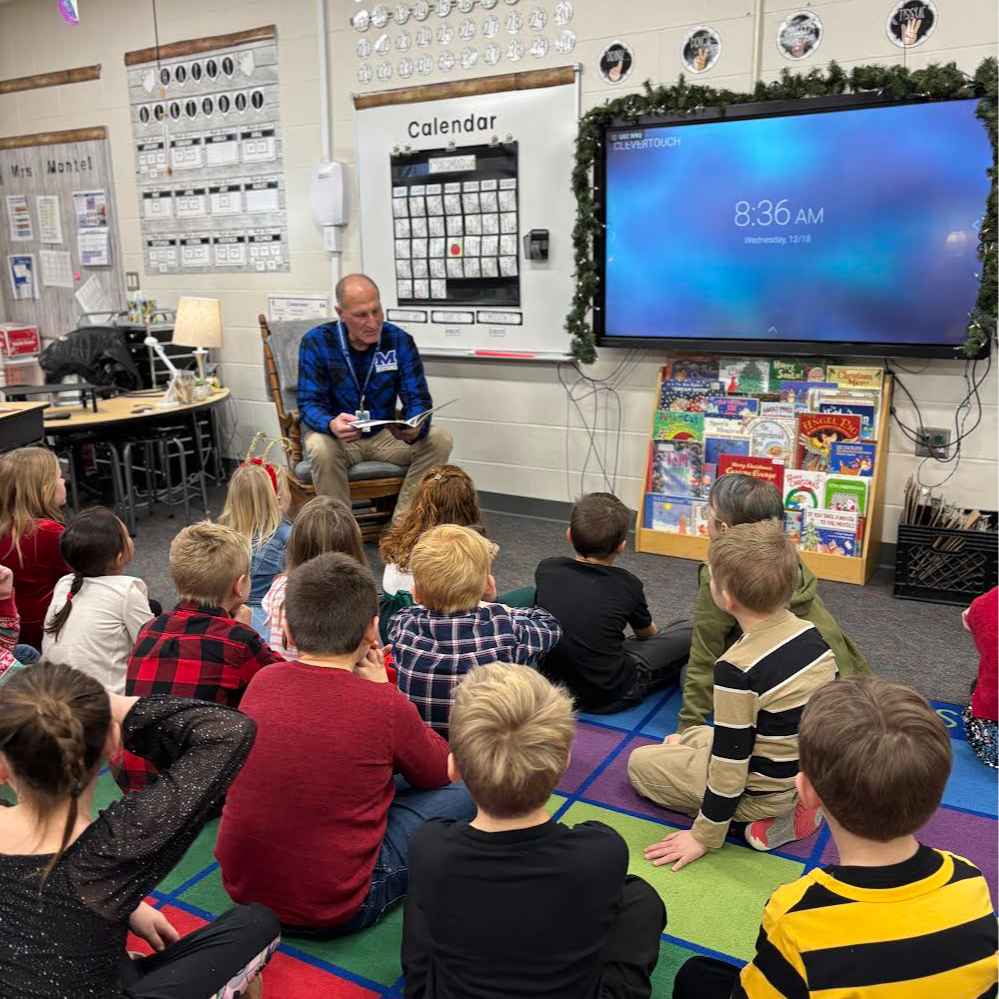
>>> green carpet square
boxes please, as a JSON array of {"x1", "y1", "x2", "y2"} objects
[
  {"x1": 159, "y1": 819, "x2": 221, "y2": 894},
  {"x1": 176, "y1": 863, "x2": 232, "y2": 914},
  {"x1": 285, "y1": 906, "x2": 404, "y2": 988},
  {"x1": 93, "y1": 771, "x2": 122, "y2": 814},
  {"x1": 652, "y1": 940, "x2": 713, "y2": 997},
  {"x1": 560, "y1": 801, "x2": 804, "y2": 961}
]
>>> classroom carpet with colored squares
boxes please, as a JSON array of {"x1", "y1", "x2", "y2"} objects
[{"x1": 107, "y1": 684, "x2": 998, "y2": 998}]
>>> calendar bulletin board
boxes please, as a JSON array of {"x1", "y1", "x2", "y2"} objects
[
  {"x1": 356, "y1": 67, "x2": 578, "y2": 359},
  {"x1": 0, "y1": 126, "x2": 127, "y2": 339},
  {"x1": 124, "y1": 25, "x2": 290, "y2": 275}
]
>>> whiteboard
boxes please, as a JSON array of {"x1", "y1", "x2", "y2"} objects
[{"x1": 355, "y1": 72, "x2": 578, "y2": 361}]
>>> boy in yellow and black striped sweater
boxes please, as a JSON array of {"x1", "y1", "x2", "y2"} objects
[
  {"x1": 629, "y1": 520, "x2": 836, "y2": 870},
  {"x1": 672, "y1": 676, "x2": 998, "y2": 999}
]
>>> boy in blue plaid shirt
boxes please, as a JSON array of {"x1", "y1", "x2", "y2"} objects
[{"x1": 389, "y1": 525, "x2": 562, "y2": 738}]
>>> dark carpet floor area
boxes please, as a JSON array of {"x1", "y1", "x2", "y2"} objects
[{"x1": 127, "y1": 490, "x2": 977, "y2": 705}]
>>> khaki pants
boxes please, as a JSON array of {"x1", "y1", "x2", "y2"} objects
[
  {"x1": 627, "y1": 725, "x2": 797, "y2": 822},
  {"x1": 304, "y1": 426, "x2": 453, "y2": 522}
]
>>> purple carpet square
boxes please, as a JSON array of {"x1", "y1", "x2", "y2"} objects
[
  {"x1": 821, "y1": 806, "x2": 998, "y2": 909},
  {"x1": 559, "y1": 723, "x2": 629, "y2": 794},
  {"x1": 583, "y1": 734, "x2": 694, "y2": 828}
]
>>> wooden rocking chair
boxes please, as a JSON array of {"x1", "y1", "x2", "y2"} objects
[{"x1": 259, "y1": 314, "x2": 405, "y2": 541}]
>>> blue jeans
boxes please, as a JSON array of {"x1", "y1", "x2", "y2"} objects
[
  {"x1": 287, "y1": 777, "x2": 475, "y2": 938},
  {"x1": 13, "y1": 644, "x2": 40, "y2": 665}
]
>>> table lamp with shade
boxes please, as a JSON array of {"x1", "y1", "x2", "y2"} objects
[{"x1": 171, "y1": 296, "x2": 222, "y2": 382}]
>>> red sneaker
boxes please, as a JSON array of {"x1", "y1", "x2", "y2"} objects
[{"x1": 745, "y1": 803, "x2": 823, "y2": 851}]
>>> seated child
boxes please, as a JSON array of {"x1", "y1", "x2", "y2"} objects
[
  {"x1": 672, "y1": 676, "x2": 998, "y2": 999},
  {"x1": 218, "y1": 459, "x2": 292, "y2": 634},
  {"x1": 535, "y1": 491, "x2": 692, "y2": 712},
  {"x1": 216, "y1": 552, "x2": 473, "y2": 933},
  {"x1": 677, "y1": 473, "x2": 868, "y2": 733},
  {"x1": 261, "y1": 495, "x2": 367, "y2": 659},
  {"x1": 403, "y1": 662, "x2": 667, "y2": 998},
  {"x1": 116, "y1": 521, "x2": 282, "y2": 793},
  {"x1": 0, "y1": 564, "x2": 26, "y2": 686},
  {"x1": 0, "y1": 446, "x2": 67, "y2": 650},
  {"x1": 42, "y1": 507, "x2": 154, "y2": 693},
  {"x1": 390, "y1": 524, "x2": 562, "y2": 737},
  {"x1": 0, "y1": 660, "x2": 279, "y2": 999},
  {"x1": 963, "y1": 585, "x2": 997, "y2": 768},
  {"x1": 630, "y1": 520, "x2": 836, "y2": 868},
  {"x1": 377, "y1": 464, "x2": 484, "y2": 640}
]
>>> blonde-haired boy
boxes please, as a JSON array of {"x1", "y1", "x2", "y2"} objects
[
  {"x1": 116, "y1": 522, "x2": 283, "y2": 793},
  {"x1": 403, "y1": 663, "x2": 666, "y2": 998},
  {"x1": 390, "y1": 525, "x2": 562, "y2": 737},
  {"x1": 629, "y1": 520, "x2": 837, "y2": 870}
]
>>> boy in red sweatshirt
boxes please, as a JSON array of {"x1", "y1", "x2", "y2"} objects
[{"x1": 216, "y1": 552, "x2": 474, "y2": 934}]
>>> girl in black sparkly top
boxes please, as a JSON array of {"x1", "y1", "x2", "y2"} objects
[{"x1": 0, "y1": 660, "x2": 280, "y2": 999}]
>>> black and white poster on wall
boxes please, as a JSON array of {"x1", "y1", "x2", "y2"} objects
[
  {"x1": 886, "y1": 0, "x2": 937, "y2": 48},
  {"x1": 680, "y1": 27, "x2": 721, "y2": 74},
  {"x1": 777, "y1": 11, "x2": 823, "y2": 61},
  {"x1": 125, "y1": 28, "x2": 289, "y2": 274},
  {"x1": 599, "y1": 41, "x2": 634, "y2": 85}
]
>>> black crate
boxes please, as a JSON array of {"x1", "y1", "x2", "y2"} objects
[{"x1": 894, "y1": 512, "x2": 998, "y2": 606}]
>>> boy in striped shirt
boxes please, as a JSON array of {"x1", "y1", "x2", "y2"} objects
[
  {"x1": 672, "y1": 676, "x2": 998, "y2": 998},
  {"x1": 629, "y1": 520, "x2": 836, "y2": 870}
]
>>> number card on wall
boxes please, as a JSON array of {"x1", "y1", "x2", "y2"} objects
[
  {"x1": 390, "y1": 142, "x2": 520, "y2": 307},
  {"x1": 125, "y1": 26, "x2": 290, "y2": 274}
]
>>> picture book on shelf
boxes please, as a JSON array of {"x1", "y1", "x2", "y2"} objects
[
  {"x1": 648, "y1": 441, "x2": 710, "y2": 497},
  {"x1": 797, "y1": 413, "x2": 862, "y2": 472},
  {"x1": 784, "y1": 470, "x2": 825, "y2": 510},
  {"x1": 817, "y1": 395, "x2": 877, "y2": 440},
  {"x1": 653, "y1": 410, "x2": 704, "y2": 441},
  {"x1": 658, "y1": 379, "x2": 722, "y2": 413},
  {"x1": 824, "y1": 476, "x2": 869, "y2": 516},
  {"x1": 760, "y1": 401, "x2": 797, "y2": 419},
  {"x1": 769, "y1": 358, "x2": 826, "y2": 385},
  {"x1": 705, "y1": 434, "x2": 751, "y2": 466},
  {"x1": 666, "y1": 357, "x2": 720, "y2": 382},
  {"x1": 717, "y1": 454, "x2": 784, "y2": 492},
  {"x1": 705, "y1": 396, "x2": 759, "y2": 421},
  {"x1": 643, "y1": 493, "x2": 695, "y2": 534},
  {"x1": 783, "y1": 508, "x2": 804, "y2": 544},
  {"x1": 719, "y1": 358, "x2": 770, "y2": 394},
  {"x1": 692, "y1": 500, "x2": 711, "y2": 538},
  {"x1": 826, "y1": 364, "x2": 883, "y2": 391},
  {"x1": 829, "y1": 441, "x2": 875, "y2": 477},
  {"x1": 800, "y1": 508, "x2": 860, "y2": 557},
  {"x1": 747, "y1": 417, "x2": 797, "y2": 464},
  {"x1": 780, "y1": 381, "x2": 838, "y2": 408}
]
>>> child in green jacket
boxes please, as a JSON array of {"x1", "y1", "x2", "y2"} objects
[{"x1": 677, "y1": 474, "x2": 870, "y2": 733}]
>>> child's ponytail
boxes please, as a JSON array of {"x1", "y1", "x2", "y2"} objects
[{"x1": 44, "y1": 572, "x2": 85, "y2": 641}]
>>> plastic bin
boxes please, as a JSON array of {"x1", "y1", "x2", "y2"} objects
[
  {"x1": 894, "y1": 512, "x2": 998, "y2": 606},
  {"x1": 0, "y1": 355, "x2": 43, "y2": 388}
]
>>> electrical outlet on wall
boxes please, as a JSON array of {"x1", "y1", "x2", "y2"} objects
[
  {"x1": 915, "y1": 426, "x2": 951, "y2": 459},
  {"x1": 126, "y1": 271, "x2": 140, "y2": 292}
]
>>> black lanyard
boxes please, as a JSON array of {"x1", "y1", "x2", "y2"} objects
[{"x1": 336, "y1": 320, "x2": 380, "y2": 410}]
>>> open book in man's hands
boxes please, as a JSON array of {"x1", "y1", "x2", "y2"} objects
[{"x1": 351, "y1": 398, "x2": 457, "y2": 430}]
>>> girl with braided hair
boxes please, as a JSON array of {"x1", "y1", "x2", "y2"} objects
[
  {"x1": 42, "y1": 507, "x2": 154, "y2": 694},
  {"x1": 0, "y1": 659, "x2": 279, "y2": 998}
]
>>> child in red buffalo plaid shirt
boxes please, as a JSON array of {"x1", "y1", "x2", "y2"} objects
[{"x1": 114, "y1": 521, "x2": 282, "y2": 793}]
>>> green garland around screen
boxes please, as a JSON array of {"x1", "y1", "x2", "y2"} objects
[{"x1": 567, "y1": 58, "x2": 998, "y2": 364}]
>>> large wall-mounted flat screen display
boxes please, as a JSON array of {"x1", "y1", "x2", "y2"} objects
[{"x1": 597, "y1": 97, "x2": 992, "y2": 357}]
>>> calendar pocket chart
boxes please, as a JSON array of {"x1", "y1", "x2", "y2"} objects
[
  {"x1": 390, "y1": 142, "x2": 520, "y2": 306},
  {"x1": 125, "y1": 26, "x2": 289, "y2": 273}
]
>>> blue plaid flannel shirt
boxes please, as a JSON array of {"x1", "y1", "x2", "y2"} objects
[
  {"x1": 389, "y1": 603, "x2": 563, "y2": 738},
  {"x1": 297, "y1": 321, "x2": 434, "y2": 442}
]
